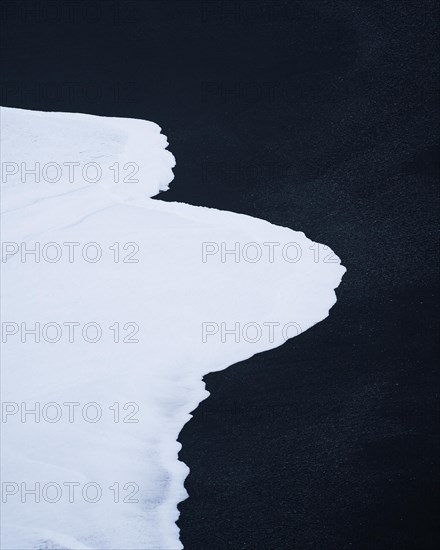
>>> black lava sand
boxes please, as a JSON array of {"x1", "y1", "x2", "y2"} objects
[{"x1": 2, "y1": 1, "x2": 438, "y2": 548}]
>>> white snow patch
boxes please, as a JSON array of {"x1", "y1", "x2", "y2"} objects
[{"x1": 0, "y1": 106, "x2": 345, "y2": 549}]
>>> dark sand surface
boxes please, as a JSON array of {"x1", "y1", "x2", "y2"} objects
[{"x1": 1, "y1": 1, "x2": 438, "y2": 548}]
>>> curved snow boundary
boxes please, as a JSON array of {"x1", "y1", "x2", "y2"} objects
[
  {"x1": 0, "y1": 106, "x2": 175, "y2": 213},
  {"x1": 1, "y1": 107, "x2": 345, "y2": 550}
]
